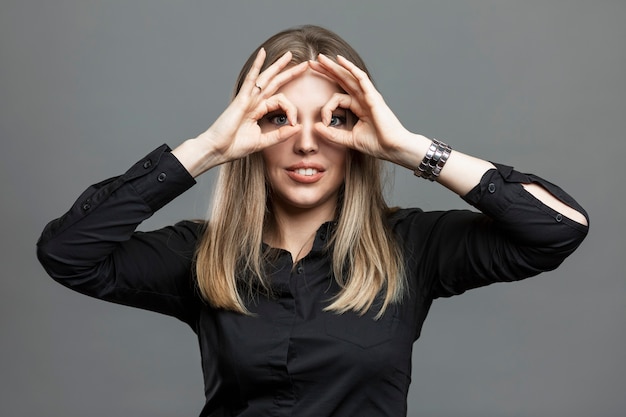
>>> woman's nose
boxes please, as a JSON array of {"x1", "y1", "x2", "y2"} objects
[{"x1": 293, "y1": 123, "x2": 319, "y2": 154}]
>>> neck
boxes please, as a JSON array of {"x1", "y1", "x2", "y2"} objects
[{"x1": 265, "y1": 204, "x2": 336, "y2": 263}]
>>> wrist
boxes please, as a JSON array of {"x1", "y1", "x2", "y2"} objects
[
  {"x1": 171, "y1": 137, "x2": 221, "y2": 178},
  {"x1": 413, "y1": 138, "x2": 452, "y2": 181},
  {"x1": 389, "y1": 133, "x2": 432, "y2": 171}
]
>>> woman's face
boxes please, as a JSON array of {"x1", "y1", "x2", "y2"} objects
[{"x1": 259, "y1": 70, "x2": 350, "y2": 219}]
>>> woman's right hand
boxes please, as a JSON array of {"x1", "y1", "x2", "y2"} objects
[{"x1": 172, "y1": 49, "x2": 307, "y2": 177}]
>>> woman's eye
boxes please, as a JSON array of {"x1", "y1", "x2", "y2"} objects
[
  {"x1": 268, "y1": 114, "x2": 289, "y2": 126},
  {"x1": 329, "y1": 115, "x2": 346, "y2": 127}
]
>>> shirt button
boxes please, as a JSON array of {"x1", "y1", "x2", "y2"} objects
[
  {"x1": 488, "y1": 183, "x2": 496, "y2": 193},
  {"x1": 81, "y1": 201, "x2": 91, "y2": 211},
  {"x1": 157, "y1": 172, "x2": 167, "y2": 182},
  {"x1": 296, "y1": 265, "x2": 304, "y2": 274},
  {"x1": 143, "y1": 159, "x2": 152, "y2": 169},
  {"x1": 555, "y1": 213, "x2": 563, "y2": 222}
]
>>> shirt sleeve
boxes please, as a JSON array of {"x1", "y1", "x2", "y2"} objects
[
  {"x1": 36, "y1": 145, "x2": 202, "y2": 326},
  {"x1": 391, "y1": 163, "x2": 589, "y2": 299}
]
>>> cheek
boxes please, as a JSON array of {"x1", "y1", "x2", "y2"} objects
[
  {"x1": 260, "y1": 147, "x2": 281, "y2": 169},
  {"x1": 262, "y1": 138, "x2": 293, "y2": 158},
  {"x1": 330, "y1": 148, "x2": 349, "y2": 173}
]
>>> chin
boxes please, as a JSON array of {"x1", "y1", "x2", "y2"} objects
[{"x1": 273, "y1": 193, "x2": 339, "y2": 214}]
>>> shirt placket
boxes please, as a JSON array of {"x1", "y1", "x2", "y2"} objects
[{"x1": 268, "y1": 253, "x2": 299, "y2": 415}]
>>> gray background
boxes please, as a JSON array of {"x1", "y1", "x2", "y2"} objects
[{"x1": 1, "y1": 0, "x2": 624, "y2": 416}]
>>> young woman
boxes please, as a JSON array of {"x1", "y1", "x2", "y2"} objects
[{"x1": 37, "y1": 25, "x2": 588, "y2": 416}]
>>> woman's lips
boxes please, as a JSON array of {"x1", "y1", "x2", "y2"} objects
[{"x1": 286, "y1": 164, "x2": 325, "y2": 183}]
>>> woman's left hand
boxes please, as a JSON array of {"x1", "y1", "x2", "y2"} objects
[{"x1": 310, "y1": 54, "x2": 419, "y2": 168}]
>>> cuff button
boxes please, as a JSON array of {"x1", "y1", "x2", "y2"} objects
[{"x1": 157, "y1": 172, "x2": 167, "y2": 182}]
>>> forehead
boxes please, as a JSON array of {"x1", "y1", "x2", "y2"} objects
[{"x1": 277, "y1": 70, "x2": 342, "y2": 107}]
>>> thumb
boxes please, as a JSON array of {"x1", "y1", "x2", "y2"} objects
[
  {"x1": 262, "y1": 124, "x2": 302, "y2": 148},
  {"x1": 314, "y1": 122, "x2": 350, "y2": 147}
]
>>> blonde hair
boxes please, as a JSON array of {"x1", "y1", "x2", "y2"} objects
[{"x1": 195, "y1": 25, "x2": 405, "y2": 318}]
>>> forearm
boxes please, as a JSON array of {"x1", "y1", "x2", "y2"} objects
[
  {"x1": 398, "y1": 164, "x2": 589, "y2": 298},
  {"x1": 37, "y1": 145, "x2": 195, "y2": 274},
  {"x1": 391, "y1": 132, "x2": 494, "y2": 195},
  {"x1": 36, "y1": 145, "x2": 200, "y2": 320},
  {"x1": 454, "y1": 164, "x2": 589, "y2": 287},
  {"x1": 394, "y1": 132, "x2": 588, "y2": 226}
]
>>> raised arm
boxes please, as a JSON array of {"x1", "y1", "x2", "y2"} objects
[
  {"x1": 36, "y1": 146, "x2": 201, "y2": 323},
  {"x1": 310, "y1": 54, "x2": 588, "y2": 226},
  {"x1": 309, "y1": 54, "x2": 588, "y2": 298},
  {"x1": 36, "y1": 50, "x2": 310, "y2": 322}
]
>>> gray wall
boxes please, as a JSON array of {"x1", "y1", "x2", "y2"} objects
[{"x1": 2, "y1": 1, "x2": 624, "y2": 416}]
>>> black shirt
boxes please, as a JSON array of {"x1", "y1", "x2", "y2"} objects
[{"x1": 37, "y1": 145, "x2": 588, "y2": 416}]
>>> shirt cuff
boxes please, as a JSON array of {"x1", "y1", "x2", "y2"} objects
[
  {"x1": 461, "y1": 162, "x2": 589, "y2": 233},
  {"x1": 124, "y1": 144, "x2": 196, "y2": 212}
]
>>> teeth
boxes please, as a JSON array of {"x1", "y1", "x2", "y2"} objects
[{"x1": 295, "y1": 168, "x2": 318, "y2": 176}]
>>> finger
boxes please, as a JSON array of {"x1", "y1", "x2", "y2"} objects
[
  {"x1": 313, "y1": 121, "x2": 351, "y2": 147},
  {"x1": 261, "y1": 61, "x2": 308, "y2": 97},
  {"x1": 307, "y1": 60, "x2": 350, "y2": 93},
  {"x1": 308, "y1": 60, "x2": 335, "y2": 79},
  {"x1": 316, "y1": 53, "x2": 361, "y2": 96},
  {"x1": 257, "y1": 124, "x2": 301, "y2": 152},
  {"x1": 336, "y1": 55, "x2": 383, "y2": 102},
  {"x1": 254, "y1": 50, "x2": 293, "y2": 90},
  {"x1": 266, "y1": 124, "x2": 302, "y2": 146},
  {"x1": 320, "y1": 92, "x2": 364, "y2": 126},
  {"x1": 241, "y1": 48, "x2": 267, "y2": 94},
  {"x1": 257, "y1": 93, "x2": 298, "y2": 126},
  {"x1": 319, "y1": 54, "x2": 385, "y2": 111}
]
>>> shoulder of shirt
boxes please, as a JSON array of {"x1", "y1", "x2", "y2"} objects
[
  {"x1": 385, "y1": 207, "x2": 425, "y2": 225},
  {"x1": 172, "y1": 219, "x2": 207, "y2": 237}
]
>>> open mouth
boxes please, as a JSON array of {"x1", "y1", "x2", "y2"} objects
[
  {"x1": 294, "y1": 168, "x2": 319, "y2": 176},
  {"x1": 286, "y1": 165, "x2": 325, "y2": 183}
]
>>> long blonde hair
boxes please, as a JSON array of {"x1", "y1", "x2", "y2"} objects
[{"x1": 195, "y1": 25, "x2": 405, "y2": 318}]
